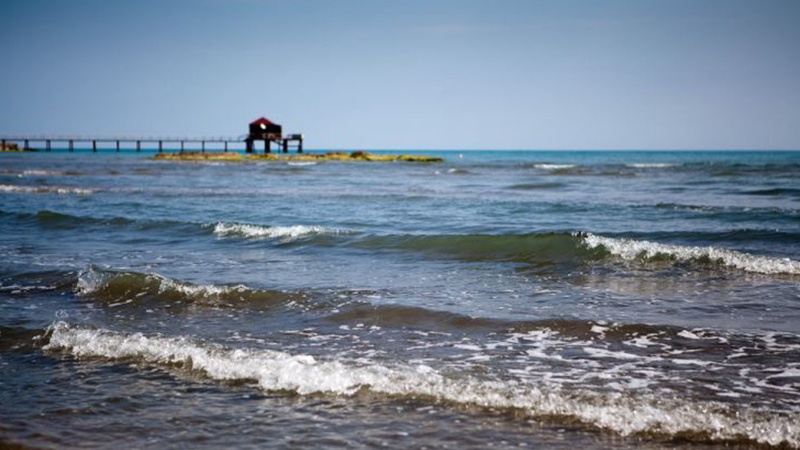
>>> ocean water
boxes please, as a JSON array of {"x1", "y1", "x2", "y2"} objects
[{"x1": 1, "y1": 149, "x2": 799, "y2": 449}]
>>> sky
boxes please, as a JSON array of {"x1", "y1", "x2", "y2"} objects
[{"x1": 1, "y1": 0, "x2": 799, "y2": 150}]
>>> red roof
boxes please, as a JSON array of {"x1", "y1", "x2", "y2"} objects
[{"x1": 250, "y1": 117, "x2": 280, "y2": 127}]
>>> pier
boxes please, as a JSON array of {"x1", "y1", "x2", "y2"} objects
[
  {"x1": 0, "y1": 135, "x2": 303, "y2": 154},
  {"x1": 1, "y1": 117, "x2": 303, "y2": 154}
]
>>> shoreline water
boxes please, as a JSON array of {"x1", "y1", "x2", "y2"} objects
[{"x1": 1, "y1": 150, "x2": 799, "y2": 449}]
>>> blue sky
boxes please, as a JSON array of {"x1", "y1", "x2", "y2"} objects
[{"x1": 1, "y1": 0, "x2": 799, "y2": 150}]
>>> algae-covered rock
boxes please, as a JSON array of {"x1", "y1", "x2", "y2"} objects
[
  {"x1": 152, "y1": 151, "x2": 443, "y2": 163},
  {"x1": 1, "y1": 142, "x2": 30, "y2": 152},
  {"x1": 247, "y1": 151, "x2": 443, "y2": 163},
  {"x1": 396, "y1": 154, "x2": 444, "y2": 162},
  {"x1": 151, "y1": 152, "x2": 243, "y2": 161}
]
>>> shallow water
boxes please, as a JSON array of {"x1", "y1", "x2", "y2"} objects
[{"x1": 1, "y1": 150, "x2": 799, "y2": 449}]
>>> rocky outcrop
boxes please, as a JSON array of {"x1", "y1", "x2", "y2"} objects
[
  {"x1": 152, "y1": 151, "x2": 444, "y2": 163},
  {"x1": 0, "y1": 142, "x2": 25, "y2": 152}
]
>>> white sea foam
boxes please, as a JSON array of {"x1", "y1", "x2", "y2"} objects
[
  {"x1": 0, "y1": 184, "x2": 94, "y2": 195},
  {"x1": 582, "y1": 233, "x2": 800, "y2": 275},
  {"x1": 75, "y1": 266, "x2": 108, "y2": 295},
  {"x1": 625, "y1": 163, "x2": 679, "y2": 168},
  {"x1": 0, "y1": 283, "x2": 57, "y2": 294},
  {"x1": 678, "y1": 330, "x2": 701, "y2": 339},
  {"x1": 156, "y1": 276, "x2": 248, "y2": 298},
  {"x1": 767, "y1": 368, "x2": 800, "y2": 380},
  {"x1": 583, "y1": 347, "x2": 644, "y2": 361},
  {"x1": 44, "y1": 322, "x2": 800, "y2": 448},
  {"x1": 213, "y1": 222, "x2": 344, "y2": 241},
  {"x1": 22, "y1": 170, "x2": 68, "y2": 176},
  {"x1": 533, "y1": 164, "x2": 576, "y2": 170}
]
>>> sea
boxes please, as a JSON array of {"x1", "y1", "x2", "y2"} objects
[{"x1": 1, "y1": 149, "x2": 799, "y2": 449}]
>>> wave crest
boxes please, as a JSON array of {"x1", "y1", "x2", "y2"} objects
[
  {"x1": 75, "y1": 266, "x2": 296, "y2": 308},
  {"x1": 582, "y1": 233, "x2": 800, "y2": 275},
  {"x1": 44, "y1": 322, "x2": 800, "y2": 449},
  {"x1": 213, "y1": 222, "x2": 346, "y2": 241},
  {"x1": 352, "y1": 232, "x2": 800, "y2": 276}
]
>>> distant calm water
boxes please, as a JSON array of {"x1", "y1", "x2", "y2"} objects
[{"x1": 1, "y1": 150, "x2": 799, "y2": 449}]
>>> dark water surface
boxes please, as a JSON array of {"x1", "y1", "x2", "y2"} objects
[{"x1": 1, "y1": 150, "x2": 799, "y2": 449}]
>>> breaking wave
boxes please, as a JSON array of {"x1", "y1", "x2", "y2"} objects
[
  {"x1": 351, "y1": 232, "x2": 800, "y2": 275},
  {"x1": 212, "y1": 222, "x2": 347, "y2": 241},
  {"x1": 75, "y1": 266, "x2": 303, "y2": 309},
  {"x1": 583, "y1": 233, "x2": 800, "y2": 275},
  {"x1": 44, "y1": 322, "x2": 800, "y2": 448}
]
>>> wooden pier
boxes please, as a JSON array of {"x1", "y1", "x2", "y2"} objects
[
  {"x1": 0, "y1": 134, "x2": 303, "y2": 154},
  {"x1": 1, "y1": 117, "x2": 304, "y2": 154}
]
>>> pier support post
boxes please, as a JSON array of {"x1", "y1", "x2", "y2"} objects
[
  {"x1": 46, "y1": 140, "x2": 51, "y2": 152},
  {"x1": 202, "y1": 141, "x2": 205, "y2": 153},
  {"x1": 265, "y1": 140, "x2": 271, "y2": 154},
  {"x1": 224, "y1": 141, "x2": 228, "y2": 152},
  {"x1": 282, "y1": 139, "x2": 288, "y2": 153},
  {"x1": 24, "y1": 139, "x2": 29, "y2": 150},
  {"x1": 92, "y1": 140, "x2": 97, "y2": 152},
  {"x1": 180, "y1": 141, "x2": 184, "y2": 153},
  {"x1": 245, "y1": 139, "x2": 253, "y2": 153},
  {"x1": 158, "y1": 141, "x2": 163, "y2": 153},
  {"x1": 298, "y1": 138, "x2": 303, "y2": 153},
  {"x1": 136, "y1": 141, "x2": 141, "y2": 152},
  {"x1": 68, "y1": 140, "x2": 74, "y2": 152},
  {"x1": 116, "y1": 141, "x2": 120, "y2": 152}
]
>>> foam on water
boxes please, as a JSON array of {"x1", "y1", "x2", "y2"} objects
[
  {"x1": 0, "y1": 169, "x2": 78, "y2": 176},
  {"x1": 21, "y1": 170, "x2": 71, "y2": 176},
  {"x1": 625, "y1": 163, "x2": 679, "y2": 168},
  {"x1": 583, "y1": 233, "x2": 800, "y2": 275},
  {"x1": 75, "y1": 266, "x2": 107, "y2": 296},
  {"x1": 533, "y1": 164, "x2": 577, "y2": 170},
  {"x1": 44, "y1": 322, "x2": 800, "y2": 448},
  {"x1": 213, "y1": 222, "x2": 345, "y2": 241},
  {"x1": 157, "y1": 276, "x2": 249, "y2": 298},
  {"x1": 0, "y1": 184, "x2": 94, "y2": 195}
]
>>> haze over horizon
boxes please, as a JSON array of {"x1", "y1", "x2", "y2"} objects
[{"x1": 1, "y1": 0, "x2": 799, "y2": 150}]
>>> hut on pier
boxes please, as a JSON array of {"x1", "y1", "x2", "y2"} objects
[
  {"x1": 245, "y1": 117, "x2": 303, "y2": 153},
  {"x1": 246, "y1": 117, "x2": 282, "y2": 153}
]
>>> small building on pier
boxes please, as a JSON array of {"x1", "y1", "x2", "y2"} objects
[
  {"x1": 245, "y1": 117, "x2": 302, "y2": 153},
  {"x1": 249, "y1": 117, "x2": 282, "y2": 140}
]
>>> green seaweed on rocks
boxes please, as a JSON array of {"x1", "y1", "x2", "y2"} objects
[{"x1": 151, "y1": 151, "x2": 443, "y2": 163}]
